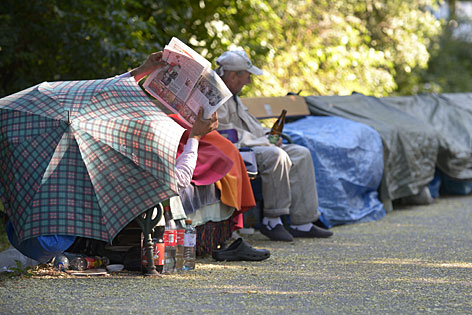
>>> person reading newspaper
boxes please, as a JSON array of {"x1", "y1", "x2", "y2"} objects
[
  {"x1": 4, "y1": 53, "x2": 221, "y2": 266},
  {"x1": 120, "y1": 51, "x2": 219, "y2": 190},
  {"x1": 128, "y1": 49, "x2": 271, "y2": 261}
]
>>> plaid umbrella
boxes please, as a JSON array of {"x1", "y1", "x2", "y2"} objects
[{"x1": 0, "y1": 77, "x2": 185, "y2": 243}]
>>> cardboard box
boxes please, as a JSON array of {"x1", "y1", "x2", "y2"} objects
[{"x1": 240, "y1": 95, "x2": 310, "y2": 118}]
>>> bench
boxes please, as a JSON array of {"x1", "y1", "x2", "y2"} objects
[{"x1": 241, "y1": 95, "x2": 310, "y2": 119}]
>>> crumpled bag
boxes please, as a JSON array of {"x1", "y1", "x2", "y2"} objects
[{"x1": 0, "y1": 246, "x2": 39, "y2": 273}]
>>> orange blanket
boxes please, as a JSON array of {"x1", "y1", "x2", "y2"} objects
[
  {"x1": 208, "y1": 132, "x2": 256, "y2": 230},
  {"x1": 209, "y1": 133, "x2": 256, "y2": 213}
]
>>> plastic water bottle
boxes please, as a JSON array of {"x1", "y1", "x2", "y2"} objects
[
  {"x1": 162, "y1": 205, "x2": 177, "y2": 274},
  {"x1": 175, "y1": 219, "x2": 185, "y2": 271},
  {"x1": 52, "y1": 254, "x2": 69, "y2": 271},
  {"x1": 182, "y1": 219, "x2": 196, "y2": 271}
]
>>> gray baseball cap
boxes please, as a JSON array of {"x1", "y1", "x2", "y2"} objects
[{"x1": 216, "y1": 50, "x2": 263, "y2": 75}]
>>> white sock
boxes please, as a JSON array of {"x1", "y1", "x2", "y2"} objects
[
  {"x1": 231, "y1": 231, "x2": 240, "y2": 240},
  {"x1": 290, "y1": 223, "x2": 314, "y2": 232},
  {"x1": 262, "y1": 217, "x2": 283, "y2": 230}
]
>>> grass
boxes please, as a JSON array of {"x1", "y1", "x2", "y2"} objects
[{"x1": 1, "y1": 212, "x2": 10, "y2": 252}]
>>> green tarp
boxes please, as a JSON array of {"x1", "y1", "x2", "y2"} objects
[{"x1": 382, "y1": 93, "x2": 472, "y2": 181}]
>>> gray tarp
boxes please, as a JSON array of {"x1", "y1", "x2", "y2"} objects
[
  {"x1": 381, "y1": 93, "x2": 472, "y2": 181},
  {"x1": 305, "y1": 93, "x2": 439, "y2": 202},
  {"x1": 441, "y1": 92, "x2": 472, "y2": 113}
]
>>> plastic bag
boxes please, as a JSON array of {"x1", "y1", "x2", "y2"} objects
[{"x1": 0, "y1": 246, "x2": 39, "y2": 273}]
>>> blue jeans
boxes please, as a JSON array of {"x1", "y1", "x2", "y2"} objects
[{"x1": 6, "y1": 220, "x2": 76, "y2": 263}]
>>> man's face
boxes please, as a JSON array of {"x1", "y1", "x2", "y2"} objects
[{"x1": 225, "y1": 71, "x2": 252, "y2": 95}]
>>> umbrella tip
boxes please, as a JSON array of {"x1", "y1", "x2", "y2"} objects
[{"x1": 67, "y1": 110, "x2": 71, "y2": 125}]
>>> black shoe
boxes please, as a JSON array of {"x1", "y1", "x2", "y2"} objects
[
  {"x1": 212, "y1": 238, "x2": 270, "y2": 261},
  {"x1": 260, "y1": 224, "x2": 293, "y2": 242},
  {"x1": 313, "y1": 219, "x2": 329, "y2": 229},
  {"x1": 289, "y1": 225, "x2": 333, "y2": 238}
]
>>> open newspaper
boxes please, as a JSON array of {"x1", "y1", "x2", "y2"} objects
[{"x1": 143, "y1": 37, "x2": 232, "y2": 126}]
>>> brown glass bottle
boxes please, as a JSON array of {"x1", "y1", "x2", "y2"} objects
[{"x1": 268, "y1": 109, "x2": 287, "y2": 144}]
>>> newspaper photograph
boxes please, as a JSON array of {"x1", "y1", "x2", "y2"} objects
[
  {"x1": 162, "y1": 50, "x2": 205, "y2": 103},
  {"x1": 186, "y1": 69, "x2": 232, "y2": 118}
]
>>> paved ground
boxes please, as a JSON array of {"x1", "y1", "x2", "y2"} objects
[{"x1": 1, "y1": 194, "x2": 471, "y2": 314}]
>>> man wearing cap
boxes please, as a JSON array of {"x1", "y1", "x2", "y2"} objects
[{"x1": 215, "y1": 50, "x2": 333, "y2": 241}]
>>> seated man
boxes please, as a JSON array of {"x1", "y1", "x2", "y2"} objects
[{"x1": 215, "y1": 50, "x2": 333, "y2": 241}]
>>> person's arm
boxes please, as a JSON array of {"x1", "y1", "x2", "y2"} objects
[
  {"x1": 175, "y1": 138, "x2": 199, "y2": 190},
  {"x1": 217, "y1": 97, "x2": 270, "y2": 147},
  {"x1": 130, "y1": 52, "x2": 167, "y2": 82},
  {"x1": 117, "y1": 51, "x2": 168, "y2": 82},
  {"x1": 175, "y1": 108, "x2": 218, "y2": 189}
]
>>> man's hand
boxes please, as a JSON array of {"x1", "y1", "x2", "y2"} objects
[
  {"x1": 189, "y1": 108, "x2": 218, "y2": 141},
  {"x1": 275, "y1": 137, "x2": 283, "y2": 147},
  {"x1": 130, "y1": 51, "x2": 167, "y2": 82}
]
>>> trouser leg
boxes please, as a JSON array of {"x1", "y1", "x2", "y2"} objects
[
  {"x1": 282, "y1": 144, "x2": 320, "y2": 225},
  {"x1": 252, "y1": 146, "x2": 291, "y2": 218}
]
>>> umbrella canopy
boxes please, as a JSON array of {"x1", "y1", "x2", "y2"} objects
[{"x1": 0, "y1": 77, "x2": 185, "y2": 243}]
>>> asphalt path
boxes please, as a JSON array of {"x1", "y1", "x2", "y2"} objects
[{"x1": 1, "y1": 194, "x2": 471, "y2": 314}]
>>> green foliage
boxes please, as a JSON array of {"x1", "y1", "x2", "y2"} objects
[
  {"x1": 0, "y1": 210, "x2": 8, "y2": 253},
  {"x1": 418, "y1": 23, "x2": 472, "y2": 94},
  {"x1": 0, "y1": 258, "x2": 34, "y2": 279},
  {"x1": 0, "y1": 0, "x2": 277, "y2": 97},
  {"x1": 0, "y1": 223, "x2": 8, "y2": 253},
  {"x1": 0, "y1": 0, "x2": 162, "y2": 97},
  {"x1": 0, "y1": 0, "x2": 469, "y2": 99},
  {"x1": 7, "y1": 260, "x2": 34, "y2": 278},
  {"x1": 245, "y1": 0, "x2": 442, "y2": 97}
]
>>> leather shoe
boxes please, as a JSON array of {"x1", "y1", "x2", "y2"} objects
[
  {"x1": 212, "y1": 238, "x2": 270, "y2": 261},
  {"x1": 260, "y1": 224, "x2": 293, "y2": 242},
  {"x1": 313, "y1": 219, "x2": 329, "y2": 229},
  {"x1": 288, "y1": 225, "x2": 333, "y2": 238}
]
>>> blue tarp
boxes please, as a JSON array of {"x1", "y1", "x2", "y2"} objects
[
  {"x1": 438, "y1": 170, "x2": 472, "y2": 195},
  {"x1": 284, "y1": 116, "x2": 386, "y2": 227}
]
